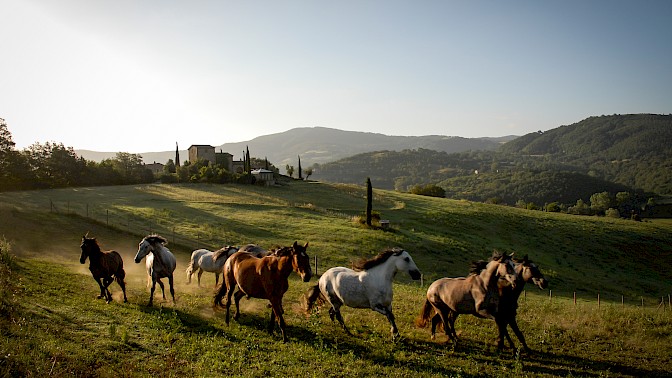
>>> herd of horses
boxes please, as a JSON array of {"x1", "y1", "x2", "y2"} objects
[{"x1": 79, "y1": 234, "x2": 548, "y2": 351}]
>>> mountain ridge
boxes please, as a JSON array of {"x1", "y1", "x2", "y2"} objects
[{"x1": 76, "y1": 126, "x2": 516, "y2": 167}]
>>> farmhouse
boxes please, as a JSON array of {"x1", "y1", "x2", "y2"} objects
[
  {"x1": 145, "y1": 162, "x2": 164, "y2": 175},
  {"x1": 251, "y1": 169, "x2": 275, "y2": 185},
  {"x1": 187, "y1": 144, "x2": 251, "y2": 174}
]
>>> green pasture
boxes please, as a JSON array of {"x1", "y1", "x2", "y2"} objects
[{"x1": 1, "y1": 182, "x2": 671, "y2": 377}]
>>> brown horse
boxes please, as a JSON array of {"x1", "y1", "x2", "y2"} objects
[
  {"x1": 213, "y1": 241, "x2": 311, "y2": 342},
  {"x1": 80, "y1": 235, "x2": 128, "y2": 303},
  {"x1": 416, "y1": 250, "x2": 517, "y2": 342}
]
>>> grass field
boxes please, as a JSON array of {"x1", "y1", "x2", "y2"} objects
[{"x1": 1, "y1": 182, "x2": 671, "y2": 377}]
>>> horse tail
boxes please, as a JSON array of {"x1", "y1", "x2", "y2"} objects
[
  {"x1": 112, "y1": 252, "x2": 127, "y2": 286},
  {"x1": 213, "y1": 282, "x2": 227, "y2": 309},
  {"x1": 301, "y1": 284, "x2": 325, "y2": 315},
  {"x1": 185, "y1": 261, "x2": 194, "y2": 284},
  {"x1": 415, "y1": 298, "x2": 433, "y2": 328}
]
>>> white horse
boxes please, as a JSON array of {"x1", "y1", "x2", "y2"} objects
[
  {"x1": 186, "y1": 246, "x2": 239, "y2": 287},
  {"x1": 134, "y1": 235, "x2": 177, "y2": 306},
  {"x1": 303, "y1": 248, "x2": 421, "y2": 340}
]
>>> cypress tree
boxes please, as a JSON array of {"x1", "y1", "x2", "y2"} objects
[
  {"x1": 366, "y1": 177, "x2": 372, "y2": 226},
  {"x1": 298, "y1": 155, "x2": 303, "y2": 180}
]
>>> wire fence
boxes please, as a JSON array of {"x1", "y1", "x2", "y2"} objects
[{"x1": 48, "y1": 198, "x2": 672, "y2": 311}]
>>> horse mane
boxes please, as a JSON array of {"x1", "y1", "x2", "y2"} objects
[
  {"x1": 270, "y1": 246, "x2": 293, "y2": 257},
  {"x1": 468, "y1": 260, "x2": 488, "y2": 275},
  {"x1": 352, "y1": 248, "x2": 404, "y2": 271},
  {"x1": 212, "y1": 246, "x2": 235, "y2": 262},
  {"x1": 145, "y1": 234, "x2": 168, "y2": 245},
  {"x1": 467, "y1": 250, "x2": 511, "y2": 275}
]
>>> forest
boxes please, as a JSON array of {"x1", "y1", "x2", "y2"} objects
[{"x1": 313, "y1": 114, "x2": 672, "y2": 211}]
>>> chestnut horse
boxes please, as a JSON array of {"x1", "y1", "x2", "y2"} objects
[
  {"x1": 416, "y1": 250, "x2": 517, "y2": 342},
  {"x1": 79, "y1": 235, "x2": 128, "y2": 303},
  {"x1": 213, "y1": 241, "x2": 312, "y2": 342}
]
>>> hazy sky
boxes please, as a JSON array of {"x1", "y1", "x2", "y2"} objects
[{"x1": 2, "y1": 0, "x2": 671, "y2": 153}]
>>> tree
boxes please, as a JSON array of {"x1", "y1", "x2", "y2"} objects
[
  {"x1": 24, "y1": 142, "x2": 85, "y2": 188},
  {"x1": 164, "y1": 159, "x2": 176, "y2": 174},
  {"x1": 409, "y1": 183, "x2": 445, "y2": 198},
  {"x1": 366, "y1": 177, "x2": 372, "y2": 226},
  {"x1": 590, "y1": 191, "x2": 613, "y2": 214},
  {"x1": 298, "y1": 155, "x2": 303, "y2": 180},
  {"x1": 245, "y1": 146, "x2": 251, "y2": 174},
  {"x1": 285, "y1": 164, "x2": 294, "y2": 178},
  {"x1": 303, "y1": 167, "x2": 313, "y2": 180}
]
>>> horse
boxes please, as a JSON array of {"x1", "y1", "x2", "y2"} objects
[
  {"x1": 476, "y1": 255, "x2": 548, "y2": 352},
  {"x1": 416, "y1": 250, "x2": 517, "y2": 343},
  {"x1": 79, "y1": 235, "x2": 128, "y2": 303},
  {"x1": 302, "y1": 248, "x2": 422, "y2": 340},
  {"x1": 134, "y1": 235, "x2": 177, "y2": 306},
  {"x1": 213, "y1": 241, "x2": 311, "y2": 342},
  {"x1": 186, "y1": 246, "x2": 239, "y2": 287}
]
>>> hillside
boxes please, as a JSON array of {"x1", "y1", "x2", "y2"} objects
[
  {"x1": 314, "y1": 114, "x2": 672, "y2": 204},
  {"x1": 76, "y1": 127, "x2": 512, "y2": 168},
  {"x1": 2, "y1": 183, "x2": 672, "y2": 376},
  {"x1": 1, "y1": 182, "x2": 670, "y2": 298}
]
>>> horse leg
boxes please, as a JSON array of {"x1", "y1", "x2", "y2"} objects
[
  {"x1": 233, "y1": 290, "x2": 246, "y2": 321},
  {"x1": 95, "y1": 277, "x2": 106, "y2": 299},
  {"x1": 509, "y1": 317, "x2": 531, "y2": 353},
  {"x1": 197, "y1": 269, "x2": 203, "y2": 287},
  {"x1": 496, "y1": 317, "x2": 511, "y2": 350},
  {"x1": 102, "y1": 277, "x2": 114, "y2": 303},
  {"x1": 168, "y1": 274, "x2": 175, "y2": 303},
  {"x1": 329, "y1": 303, "x2": 351, "y2": 335},
  {"x1": 156, "y1": 278, "x2": 166, "y2": 301},
  {"x1": 224, "y1": 284, "x2": 235, "y2": 325},
  {"x1": 116, "y1": 274, "x2": 128, "y2": 303},
  {"x1": 446, "y1": 310, "x2": 459, "y2": 342},
  {"x1": 270, "y1": 299, "x2": 287, "y2": 342},
  {"x1": 148, "y1": 277, "x2": 156, "y2": 306},
  {"x1": 215, "y1": 273, "x2": 219, "y2": 287},
  {"x1": 430, "y1": 313, "x2": 441, "y2": 340},
  {"x1": 374, "y1": 304, "x2": 399, "y2": 340}
]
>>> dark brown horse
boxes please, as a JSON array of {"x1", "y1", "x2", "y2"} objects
[
  {"x1": 80, "y1": 235, "x2": 128, "y2": 303},
  {"x1": 416, "y1": 250, "x2": 517, "y2": 342},
  {"x1": 469, "y1": 255, "x2": 548, "y2": 352},
  {"x1": 213, "y1": 241, "x2": 312, "y2": 342}
]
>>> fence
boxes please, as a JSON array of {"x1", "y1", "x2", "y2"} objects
[{"x1": 47, "y1": 198, "x2": 671, "y2": 310}]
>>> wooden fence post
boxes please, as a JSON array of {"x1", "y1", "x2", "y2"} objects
[
  {"x1": 106, "y1": 210, "x2": 109, "y2": 226},
  {"x1": 597, "y1": 292, "x2": 600, "y2": 308},
  {"x1": 314, "y1": 255, "x2": 318, "y2": 276},
  {"x1": 549, "y1": 289, "x2": 552, "y2": 303},
  {"x1": 573, "y1": 292, "x2": 576, "y2": 306}
]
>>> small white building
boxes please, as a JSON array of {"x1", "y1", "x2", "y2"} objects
[{"x1": 251, "y1": 169, "x2": 275, "y2": 186}]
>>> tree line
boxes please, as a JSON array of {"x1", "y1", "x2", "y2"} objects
[{"x1": 0, "y1": 119, "x2": 282, "y2": 191}]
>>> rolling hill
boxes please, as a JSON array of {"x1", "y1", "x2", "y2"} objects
[
  {"x1": 2, "y1": 182, "x2": 672, "y2": 376},
  {"x1": 76, "y1": 126, "x2": 513, "y2": 168},
  {"x1": 314, "y1": 114, "x2": 672, "y2": 204}
]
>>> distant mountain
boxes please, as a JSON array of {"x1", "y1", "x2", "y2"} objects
[
  {"x1": 313, "y1": 114, "x2": 672, "y2": 204},
  {"x1": 76, "y1": 127, "x2": 516, "y2": 168}
]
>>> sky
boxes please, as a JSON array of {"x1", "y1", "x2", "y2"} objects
[{"x1": 1, "y1": 0, "x2": 671, "y2": 153}]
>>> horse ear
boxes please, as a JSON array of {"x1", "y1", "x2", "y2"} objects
[
  {"x1": 304, "y1": 242, "x2": 309, "y2": 248},
  {"x1": 293, "y1": 241, "x2": 299, "y2": 248}
]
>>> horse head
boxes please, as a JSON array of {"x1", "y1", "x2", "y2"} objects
[
  {"x1": 519, "y1": 255, "x2": 548, "y2": 289},
  {"x1": 291, "y1": 241, "x2": 312, "y2": 282},
  {"x1": 80, "y1": 235, "x2": 98, "y2": 264},
  {"x1": 393, "y1": 248, "x2": 422, "y2": 280},
  {"x1": 490, "y1": 250, "x2": 517, "y2": 288},
  {"x1": 135, "y1": 235, "x2": 167, "y2": 263}
]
